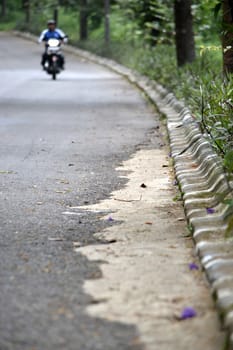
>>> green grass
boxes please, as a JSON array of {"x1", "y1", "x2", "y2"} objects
[{"x1": 0, "y1": 12, "x2": 24, "y2": 31}]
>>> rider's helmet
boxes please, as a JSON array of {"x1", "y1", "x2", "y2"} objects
[{"x1": 47, "y1": 19, "x2": 56, "y2": 26}]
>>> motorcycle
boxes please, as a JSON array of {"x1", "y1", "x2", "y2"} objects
[{"x1": 44, "y1": 38, "x2": 63, "y2": 80}]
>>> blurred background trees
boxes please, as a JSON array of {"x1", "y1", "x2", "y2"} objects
[
  {"x1": 0, "y1": 1, "x2": 227, "y2": 71},
  {"x1": 1, "y1": 1, "x2": 222, "y2": 65}
]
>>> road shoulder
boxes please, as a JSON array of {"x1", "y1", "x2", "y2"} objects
[{"x1": 76, "y1": 148, "x2": 225, "y2": 350}]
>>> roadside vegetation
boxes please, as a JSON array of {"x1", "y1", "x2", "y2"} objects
[{"x1": 1, "y1": 0, "x2": 233, "y2": 172}]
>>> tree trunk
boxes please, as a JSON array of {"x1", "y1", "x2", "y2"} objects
[
  {"x1": 26, "y1": 1, "x2": 30, "y2": 24},
  {"x1": 54, "y1": 8, "x2": 59, "y2": 26},
  {"x1": 22, "y1": 0, "x2": 30, "y2": 24},
  {"x1": 104, "y1": 0, "x2": 110, "y2": 45},
  {"x1": 222, "y1": 0, "x2": 233, "y2": 73},
  {"x1": 1, "y1": 0, "x2": 6, "y2": 18},
  {"x1": 79, "y1": 0, "x2": 88, "y2": 41},
  {"x1": 174, "y1": 0, "x2": 195, "y2": 66}
]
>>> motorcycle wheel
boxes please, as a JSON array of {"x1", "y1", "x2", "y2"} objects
[{"x1": 52, "y1": 62, "x2": 57, "y2": 80}]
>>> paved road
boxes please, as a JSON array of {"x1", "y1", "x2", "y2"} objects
[{"x1": 0, "y1": 32, "x2": 159, "y2": 350}]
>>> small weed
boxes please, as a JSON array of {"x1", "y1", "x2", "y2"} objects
[{"x1": 173, "y1": 193, "x2": 183, "y2": 202}]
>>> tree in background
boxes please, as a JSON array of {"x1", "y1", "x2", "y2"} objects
[
  {"x1": 1, "y1": 0, "x2": 23, "y2": 19},
  {"x1": 222, "y1": 0, "x2": 233, "y2": 73},
  {"x1": 192, "y1": 0, "x2": 220, "y2": 42},
  {"x1": 22, "y1": 0, "x2": 30, "y2": 23},
  {"x1": 138, "y1": 0, "x2": 172, "y2": 45},
  {"x1": 79, "y1": 0, "x2": 88, "y2": 40},
  {"x1": 208, "y1": 0, "x2": 233, "y2": 74},
  {"x1": 104, "y1": 0, "x2": 110, "y2": 45},
  {"x1": 1, "y1": 0, "x2": 6, "y2": 18},
  {"x1": 174, "y1": 0, "x2": 195, "y2": 66},
  {"x1": 116, "y1": 0, "x2": 196, "y2": 66},
  {"x1": 116, "y1": 0, "x2": 172, "y2": 45},
  {"x1": 78, "y1": 0, "x2": 114, "y2": 41}
]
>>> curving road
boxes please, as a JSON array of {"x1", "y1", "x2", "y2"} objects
[{"x1": 0, "y1": 32, "x2": 160, "y2": 349}]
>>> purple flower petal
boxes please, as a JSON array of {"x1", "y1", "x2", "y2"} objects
[
  {"x1": 107, "y1": 216, "x2": 114, "y2": 222},
  {"x1": 206, "y1": 207, "x2": 215, "y2": 214},
  {"x1": 180, "y1": 307, "x2": 197, "y2": 320},
  {"x1": 189, "y1": 263, "x2": 199, "y2": 270}
]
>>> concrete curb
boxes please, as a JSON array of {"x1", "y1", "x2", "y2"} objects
[{"x1": 14, "y1": 31, "x2": 233, "y2": 348}]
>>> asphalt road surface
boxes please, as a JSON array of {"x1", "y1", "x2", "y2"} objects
[{"x1": 0, "y1": 32, "x2": 160, "y2": 350}]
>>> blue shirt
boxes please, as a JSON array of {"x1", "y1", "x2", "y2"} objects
[{"x1": 38, "y1": 28, "x2": 66, "y2": 43}]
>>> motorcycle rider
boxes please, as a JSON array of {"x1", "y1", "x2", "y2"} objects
[{"x1": 38, "y1": 19, "x2": 68, "y2": 70}]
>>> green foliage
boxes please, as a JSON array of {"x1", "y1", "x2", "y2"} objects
[
  {"x1": 198, "y1": 70, "x2": 233, "y2": 159},
  {"x1": 192, "y1": 0, "x2": 222, "y2": 44},
  {"x1": 115, "y1": 0, "x2": 174, "y2": 44},
  {"x1": 224, "y1": 151, "x2": 233, "y2": 174},
  {"x1": 56, "y1": 8, "x2": 79, "y2": 41},
  {"x1": 225, "y1": 212, "x2": 233, "y2": 238}
]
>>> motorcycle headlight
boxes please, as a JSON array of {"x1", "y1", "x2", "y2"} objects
[{"x1": 48, "y1": 39, "x2": 60, "y2": 47}]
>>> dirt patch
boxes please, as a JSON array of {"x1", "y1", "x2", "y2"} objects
[{"x1": 76, "y1": 148, "x2": 225, "y2": 350}]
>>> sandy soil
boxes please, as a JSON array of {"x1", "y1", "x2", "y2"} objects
[{"x1": 77, "y1": 148, "x2": 225, "y2": 350}]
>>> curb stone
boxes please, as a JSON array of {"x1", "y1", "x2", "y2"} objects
[{"x1": 14, "y1": 30, "x2": 233, "y2": 348}]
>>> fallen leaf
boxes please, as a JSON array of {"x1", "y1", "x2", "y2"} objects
[
  {"x1": 62, "y1": 211, "x2": 82, "y2": 216},
  {"x1": 55, "y1": 189, "x2": 72, "y2": 194},
  {"x1": 0, "y1": 170, "x2": 13, "y2": 174},
  {"x1": 88, "y1": 271, "x2": 102, "y2": 279},
  {"x1": 56, "y1": 179, "x2": 70, "y2": 184},
  {"x1": 89, "y1": 298, "x2": 108, "y2": 305},
  {"x1": 104, "y1": 239, "x2": 117, "y2": 244},
  {"x1": 42, "y1": 262, "x2": 52, "y2": 273},
  {"x1": 171, "y1": 296, "x2": 184, "y2": 303},
  {"x1": 73, "y1": 241, "x2": 82, "y2": 247},
  {"x1": 114, "y1": 196, "x2": 142, "y2": 202},
  {"x1": 48, "y1": 237, "x2": 64, "y2": 241},
  {"x1": 140, "y1": 183, "x2": 147, "y2": 188}
]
